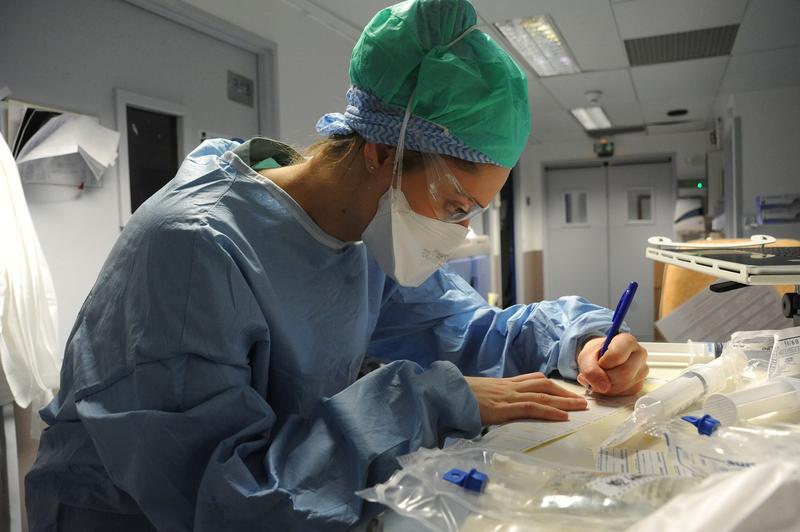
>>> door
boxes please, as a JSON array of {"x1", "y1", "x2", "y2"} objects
[
  {"x1": 607, "y1": 161, "x2": 674, "y2": 340},
  {"x1": 500, "y1": 172, "x2": 517, "y2": 307},
  {"x1": 544, "y1": 165, "x2": 610, "y2": 308},
  {"x1": 126, "y1": 106, "x2": 180, "y2": 213},
  {"x1": 544, "y1": 159, "x2": 674, "y2": 341}
]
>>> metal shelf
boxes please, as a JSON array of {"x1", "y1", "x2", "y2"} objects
[{"x1": 645, "y1": 247, "x2": 800, "y2": 286}]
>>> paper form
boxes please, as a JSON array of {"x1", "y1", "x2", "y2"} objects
[
  {"x1": 480, "y1": 393, "x2": 635, "y2": 453},
  {"x1": 595, "y1": 448, "x2": 675, "y2": 475},
  {"x1": 668, "y1": 441, "x2": 754, "y2": 476},
  {"x1": 595, "y1": 447, "x2": 699, "y2": 477}
]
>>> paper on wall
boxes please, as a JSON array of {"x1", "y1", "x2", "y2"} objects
[
  {"x1": 16, "y1": 114, "x2": 119, "y2": 185},
  {"x1": 481, "y1": 393, "x2": 636, "y2": 452}
]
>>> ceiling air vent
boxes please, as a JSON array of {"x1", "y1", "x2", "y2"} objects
[{"x1": 625, "y1": 24, "x2": 739, "y2": 66}]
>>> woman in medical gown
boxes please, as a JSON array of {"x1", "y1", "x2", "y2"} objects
[{"x1": 26, "y1": 1, "x2": 648, "y2": 530}]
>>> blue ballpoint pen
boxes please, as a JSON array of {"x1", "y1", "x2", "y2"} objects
[{"x1": 586, "y1": 281, "x2": 638, "y2": 393}]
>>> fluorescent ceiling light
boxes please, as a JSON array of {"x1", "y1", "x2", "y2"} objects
[
  {"x1": 570, "y1": 107, "x2": 612, "y2": 130},
  {"x1": 494, "y1": 15, "x2": 580, "y2": 77}
]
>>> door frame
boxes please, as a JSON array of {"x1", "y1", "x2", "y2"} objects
[
  {"x1": 499, "y1": 166, "x2": 518, "y2": 307},
  {"x1": 115, "y1": 89, "x2": 187, "y2": 228}
]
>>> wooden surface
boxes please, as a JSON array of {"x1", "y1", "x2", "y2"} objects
[
  {"x1": 523, "y1": 250, "x2": 543, "y2": 304},
  {"x1": 658, "y1": 238, "x2": 800, "y2": 320}
]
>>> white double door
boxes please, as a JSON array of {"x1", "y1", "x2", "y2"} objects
[{"x1": 544, "y1": 159, "x2": 674, "y2": 341}]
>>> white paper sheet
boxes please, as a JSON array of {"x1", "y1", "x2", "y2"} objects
[{"x1": 480, "y1": 394, "x2": 636, "y2": 452}]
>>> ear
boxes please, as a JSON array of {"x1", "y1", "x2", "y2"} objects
[{"x1": 363, "y1": 143, "x2": 394, "y2": 169}]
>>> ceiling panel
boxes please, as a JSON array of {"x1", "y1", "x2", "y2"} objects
[
  {"x1": 530, "y1": 109, "x2": 587, "y2": 143},
  {"x1": 539, "y1": 69, "x2": 643, "y2": 125},
  {"x1": 613, "y1": 0, "x2": 747, "y2": 40},
  {"x1": 631, "y1": 56, "x2": 728, "y2": 101},
  {"x1": 721, "y1": 47, "x2": 800, "y2": 94},
  {"x1": 307, "y1": 0, "x2": 389, "y2": 31},
  {"x1": 540, "y1": 69, "x2": 637, "y2": 108},
  {"x1": 733, "y1": 0, "x2": 800, "y2": 54},
  {"x1": 641, "y1": 97, "x2": 714, "y2": 124},
  {"x1": 527, "y1": 78, "x2": 563, "y2": 113},
  {"x1": 603, "y1": 100, "x2": 645, "y2": 126},
  {"x1": 541, "y1": 3, "x2": 628, "y2": 71}
]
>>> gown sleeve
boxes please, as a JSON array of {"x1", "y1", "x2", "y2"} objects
[
  {"x1": 53, "y1": 227, "x2": 481, "y2": 532},
  {"x1": 368, "y1": 266, "x2": 619, "y2": 380}
]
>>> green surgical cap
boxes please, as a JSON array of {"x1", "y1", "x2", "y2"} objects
[{"x1": 349, "y1": 0, "x2": 531, "y2": 168}]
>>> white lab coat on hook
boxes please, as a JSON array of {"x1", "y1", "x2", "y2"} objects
[{"x1": 0, "y1": 132, "x2": 60, "y2": 428}]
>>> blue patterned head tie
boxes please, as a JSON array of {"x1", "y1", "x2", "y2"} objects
[{"x1": 316, "y1": 87, "x2": 498, "y2": 165}]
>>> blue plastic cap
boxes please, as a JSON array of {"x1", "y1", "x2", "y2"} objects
[
  {"x1": 682, "y1": 414, "x2": 720, "y2": 436},
  {"x1": 463, "y1": 468, "x2": 489, "y2": 493},
  {"x1": 442, "y1": 468, "x2": 468, "y2": 487},
  {"x1": 442, "y1": 468, "x2": 489, "y2": 493}
]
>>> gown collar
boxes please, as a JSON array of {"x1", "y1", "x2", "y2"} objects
[{"x1": 225, "y1": 137, "x2": 353, "y2": 251}]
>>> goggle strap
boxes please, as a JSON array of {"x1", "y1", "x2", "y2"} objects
[{"x1": 392, "y1": 87, "x2": 417, "y2": 191}]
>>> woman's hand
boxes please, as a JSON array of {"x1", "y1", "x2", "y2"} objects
[
  {"x1": 465, "y1": 372, "x2": 588, "y2": 425},
  {"x1": 576, "y1": 333, "x2": 649, "y2": 396}
]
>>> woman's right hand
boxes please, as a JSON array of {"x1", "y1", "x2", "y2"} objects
[{"x1": 464, "y1": 372, "x2": 588, "y2": 425}]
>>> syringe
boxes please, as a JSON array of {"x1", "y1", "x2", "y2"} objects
[
  {"x1": 704, "y1": 377, "x2": 800, "y2": 425},
  {"x1": 641, "y1": 341, "x2": 724, "y2": 368}
]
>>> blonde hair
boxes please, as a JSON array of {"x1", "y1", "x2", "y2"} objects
[
  {"x1": 303, "y1": 133, "x2": 428, "y2": 172},
  {"x1": 304, "y1": 134, "x2": 366, "y2": 169}
]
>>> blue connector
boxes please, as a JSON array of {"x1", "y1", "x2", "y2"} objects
[
  {"x1": 681, "y1": 414, "x2": 720, "y2": 436},
  {"x1": 442, "y1": 468, "x2": 469, "y2": 486},
  {"x1": 463, "y1": 469, "x2": 489, "y2": 492},
  {"x1": 442, "y1": 468, "x2": 489, "y2": 493}
]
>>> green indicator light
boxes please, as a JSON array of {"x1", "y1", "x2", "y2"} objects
[{"x1": 697, "y1": 182, "x2": 704, "y2": 189}]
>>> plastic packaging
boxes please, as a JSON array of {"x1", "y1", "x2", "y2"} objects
[
  {"x1": 628, "y1": 460, "x2": 800, "y2": 532},
  {"x1": 703, "y1": 377, "x2": 800, "y2": 425},
  {"x1": 358, "y1": 446, "x2": 700, "y2": 532},
  {"x1": 766, "y1": 325, "x2": 800, "y2": 379},
  {"x1": 640, "y1": 341, "x2": 722, "y2": 368},
  {"x1": 663, "y1": 417, "x2": 800, "y2": 477},
  {"x1": 728, "y1": 329, "x2": 780, "y2": 383},
  {"x1": 603, "y1": 347, "x2": 747, "y2": 447}
]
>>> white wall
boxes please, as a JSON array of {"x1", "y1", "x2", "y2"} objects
[
  {"x1": 184, "y1": 0, "x2": 354, "y2": 148},
  {"x1": 0, "y1": 0, "x2": 261, "y2": 350},
  {"x1": 725, "y1": 86, "x2": 800, "y2": 237}
]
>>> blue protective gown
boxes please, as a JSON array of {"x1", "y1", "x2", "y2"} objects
[{"x1": 26, "y1": 138, "x2": 615, "y2": 531}]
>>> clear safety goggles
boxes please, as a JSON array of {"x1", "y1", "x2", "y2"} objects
[
  {"x1": 393, "y1": 127, "x2": 487, "y2": 224},
  {"x1": 392, "y1": 93, "x2": 488, "y2": 225},
  {"x1": 420, "y1": 151, "x2": 488, "y2": 224}
]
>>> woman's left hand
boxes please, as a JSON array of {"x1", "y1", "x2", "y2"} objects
[{"x1": 576, "y1": 333, "x2": 649, "y2": 396}]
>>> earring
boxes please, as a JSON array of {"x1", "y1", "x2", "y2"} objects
[{"x1": 368, "y1": 163, "x2": 376, "y2": 172}]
